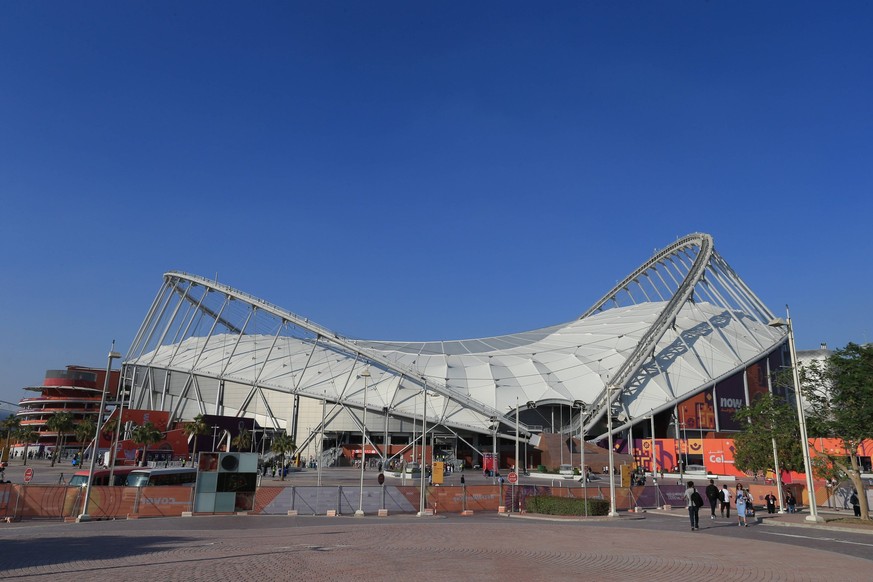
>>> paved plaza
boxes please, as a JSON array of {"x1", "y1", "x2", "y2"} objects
[
  {"x1": 2, "y1": 510, "x2": 872, "y2": 581},
  {"x1": 3, "y1": 460, "x2": 872, "y2": 581}
]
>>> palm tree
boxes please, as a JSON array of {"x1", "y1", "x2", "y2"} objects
[
  {"x1": 1, "y1": 416, "x2": 21, "y2": 462},
  {"x1": 74, "y1": 417, "x2": 97, "y2": 467},
  {"x1": 16, "y1": 427, "x2": 37, "y2": 466},
  {"x1": 232, "y1": 427, "x2": 252, "y2": 452},
  {"x1": 271, "y1": 431, "x2": 296, "y2": 481},
  {"x1": 182, "y1": 414, "x2": 208, "y2": 463},
  {"x1": 101, "y1": 416, "x2": 119, "y2": 441},
  {"x1": 46, "y1": 412, "x2": 75, "y2": 467},
  {"x1": 130, "y1": 422, "x2": 163, "y2": 467}
]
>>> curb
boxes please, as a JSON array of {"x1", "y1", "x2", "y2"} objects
[{"x1": 759, "y1": 519, "x2": 873, "y2": 536}]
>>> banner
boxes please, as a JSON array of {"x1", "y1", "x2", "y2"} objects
[{"x1": 715, "y1": 375, "x2": 746, "y2": 431}]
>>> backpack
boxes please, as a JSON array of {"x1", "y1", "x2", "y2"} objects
[{"x1": 691, "y1": 491, "x2": 704, "y2": 507}]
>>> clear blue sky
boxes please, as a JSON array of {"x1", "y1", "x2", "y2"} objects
[{"x1": 2, "y1": 2, "x2": 872, "y2": 405}]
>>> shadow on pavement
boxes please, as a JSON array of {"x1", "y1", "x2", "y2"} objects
[{"x1": 0, "y1": 534, "x2": 191, "y2": 572}]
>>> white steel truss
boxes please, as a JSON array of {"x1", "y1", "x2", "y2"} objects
[{"x1": 123, "y1": 233, "x2": 787, "y2": 440}]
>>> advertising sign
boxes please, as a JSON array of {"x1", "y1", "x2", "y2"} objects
[
  {"x1": 678, "y1": 389, "x2": 716, "y2": 431},
  {"x1": 715, "y1": 375, "x2": 746, "y2": 431}
]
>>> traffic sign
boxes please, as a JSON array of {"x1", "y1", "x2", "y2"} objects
[
  {"x1": 507, "y1": 471, "x2": 518, "y2": 484},
  {"x1": 24, "y1": 467, "x2": 34, "y2": 483}
]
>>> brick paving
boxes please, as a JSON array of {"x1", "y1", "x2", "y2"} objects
[
  {"x1": 1, "y1": 514, "x2": 870, "y2": 581},
  {"x1": 4, "y1": 461, "x2": 871, "y2": 580}
]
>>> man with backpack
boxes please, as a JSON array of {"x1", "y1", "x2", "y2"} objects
[
  {"x1": 705, "y1": 479, "x2": 720, "y2": 519},
  {"x1": 685, "y1": 481, "x2": 704, "y2": 530}
]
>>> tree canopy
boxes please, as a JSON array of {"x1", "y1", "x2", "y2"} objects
[
  {"x1": 732, "y1": 392, "x2": 804, "y2": 476},
  {"x1": 183, "y1": 414, "x2": 208, "y2": 462},
  {"x1": 131, "y1": 422, "x2": 163, "y2": 466},
  {"x1": 271, "y1": 431, "x2": 296, "y2": 481},
  {"x1": 232, "y1": 427, "x2": 252, "y2": 452},
  {"x1": 801, "y1": 342, "x2": 873, "y2": 520},
  {"x1": 46, "y1": 411, "x2": 75, "y2": 467}
]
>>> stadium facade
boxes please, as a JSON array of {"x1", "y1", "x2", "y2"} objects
[{"x1": 121, "y1": 233, "x2": 791, "y2": 469}]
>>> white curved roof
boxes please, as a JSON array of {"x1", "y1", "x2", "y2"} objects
[{"x1": 124, "y1": 233, "x2": 787, "y2": 436}]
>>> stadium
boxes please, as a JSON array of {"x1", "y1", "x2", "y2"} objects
[{"x1": 121, "y1": 233, "x2": 790, "y2": 473}]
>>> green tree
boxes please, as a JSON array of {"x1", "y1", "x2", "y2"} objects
[
  {"x1": 733, "y1": 393, "x2": 804, "y2": 477},
  {"x1": 801, "y1": 342, "x2": 873, "y2": 521},
  {"x1": 1, "y1": 416, "x2": 21, "y2": 462},
  {"x1": 232, "y1": 427, "x2": 252, "y2": 452},
  {"x1": 16, "y1": 426, "x2": 38, "y2": 466},
  {"x1": 183, "y1": 414, "x2": 208, "y2": 463},
  {"x1": 101, "y1": 416, "x2": 119, "y2": 441},
  {"x1": 46, "y1": 412, "x2": 75, "y2": 467},
  {"x1": 130, "y1": 422, "x2": 163, "y2": 467},
  {"x1": 271, "y1": 431, "x2": 296, "y2": 481},
  {"x1": 74, "y1": 417, "x2": 97, "y2": 466}
]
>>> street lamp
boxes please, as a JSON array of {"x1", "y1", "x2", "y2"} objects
[
  {"x1": 356, "y1": 367, "x2": 370, "y2": 517},
  {"x1": 673, "y1": 413, "x2": 685, "y2": 486},
  {"x1": 605, "y1": 385, "x2": 619, "y2": 517},
  {"x1": 513, "y1": 398, "x2": 519, "y2": 512},
  {"x1": 574, "y1": 400, "x2": 588, "y2": 517},
  {"x1": 107, "y1": 373, "x2": 129, "y2": 486},
  {"x1": 318, "y1": 395, "x2": 326, "y2": 487},
  {"x1": 768, "y1": 307, "x2": 824, "y2": 522},
  {"x1": 77, "y1": 342, "x2": 122, "y2": 522},
  {"x1": 417, "y1": 383, "x2": 428, "y2": 517}
]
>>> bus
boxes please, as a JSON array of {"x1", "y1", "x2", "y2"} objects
[
  {"x1": 68, "y1": 467, "x2": 138, "y2": 487},
  {"x1": 125, "y1": 467, "x2": 197, "y2": 487}
]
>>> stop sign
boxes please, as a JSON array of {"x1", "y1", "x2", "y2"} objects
[
  {"x1": 507, "y1": 471, "x2": 518, "y2": 484},
  {"x1": 24, "y1": 468, "x2": 34, "y2": 483}
]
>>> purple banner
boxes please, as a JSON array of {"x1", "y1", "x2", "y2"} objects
[{"x1": 715, "y1": 374, "x2": 746, "y2": 431}]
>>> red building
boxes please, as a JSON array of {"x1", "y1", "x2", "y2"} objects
[{"x1": 14, "y1": 365, "x2": 121, "y2": 455}]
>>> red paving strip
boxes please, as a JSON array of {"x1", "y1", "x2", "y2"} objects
[{"x1": 0, "y1": 516, "x2": 870, "y2": 581}]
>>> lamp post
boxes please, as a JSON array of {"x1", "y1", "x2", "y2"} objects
[
  {"x1": 650, "y1": 413, "x2": 657, "y2": 480},
  {"x1": 356, "y1": 367, "x2": 370, "y2": 517},
  {"x1": 77, "y1": 342, "x2": 122, "y2": 522},
  {"x1": 383, "y1": 406, "x2": 390, "y2": 472},
  {"x1": 606, "y1": 385, "x2": 619, "y2": 517},
  {"x1": 768, "y1": 307, "x2": 823, "y2": 522},
  {"x1": 513, "y1": 398, "x2": 519, "y2": 512},
  {"x1": 317, "y1": 395, "x2": 325, "y2": 487},
  {"x1": 574, "y1": 401, "x2": 588, "y2": 516},
  {"x1": 107, "y1": 371, "x2": 128, "y2": 486},
  {"x1": 417, "y1": 383, "x2": 428, "y2": 517},
  {"x1": 673, "y1": 413, "x2": 685, "y2": 486}
]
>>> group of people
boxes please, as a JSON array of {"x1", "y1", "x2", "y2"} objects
[{"x1": 685, "y1": 479, "x2": 758, "y2": 530}]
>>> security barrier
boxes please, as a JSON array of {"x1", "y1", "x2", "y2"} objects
[{"x1": 3, "y1": 482, "x2": 863, "y2": 521}]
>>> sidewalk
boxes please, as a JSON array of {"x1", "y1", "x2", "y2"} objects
[{"x1": 648, "y1": 505, "x2": 873, "y2": 534}]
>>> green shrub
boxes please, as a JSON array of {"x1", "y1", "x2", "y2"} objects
[
  {"x1": 524, "y1": 495, "x2": 610, "y2": 516},
  {"x1": 537, "y1": 464, "x2": 547, "y2": 473}
]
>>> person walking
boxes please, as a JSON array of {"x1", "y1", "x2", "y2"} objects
[
  {"x1": 684, "y1": 481, "x2": 704, "y2": 530},
  {"x1": 720, "y1": 484, "x2": 731, "y2": 518},
  {"x1": 736, "y1": 484, "x2": 749, "y2": 527},
  {"x1": 850, "y1": 490, "x2": 861, "y2": 517},
  {"x1": 764, "y1": 492, "x2": 777, "y2": 514},
  {"x1": 705, "y1": 479, "x2": 720, "y2": 519}
]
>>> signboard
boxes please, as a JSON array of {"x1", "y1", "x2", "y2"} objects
[
  {"x1": 620, "y1": 464, "x2": 631, "y2": 488},
  {"x1": 432, "y1": 461, "x2": 444, "y2": 485},
  {"x1": 507, "y1": 471, "x2": 518, "y2": 484},
  {"x1": 715, "y1": 375, "x2": 746, "y2": 431},
  {"x1": 24, "y1": 467, "x2": 34, "y2": 483}
]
